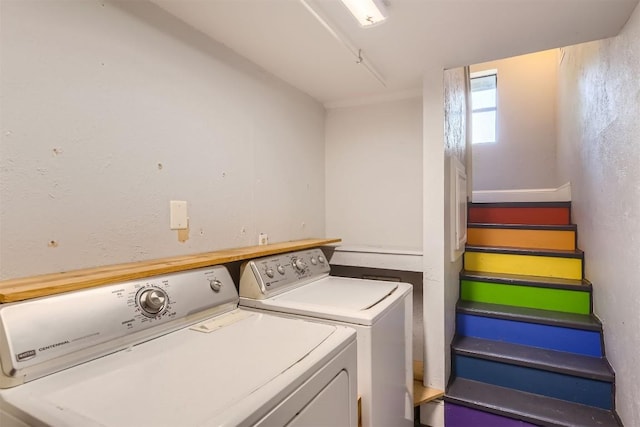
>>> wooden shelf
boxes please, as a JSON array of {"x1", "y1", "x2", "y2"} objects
[
  {"x1": 0, "y1": 238, "x2": 341, "y2": 303},
  {"x1": 413, "y1": 360, "x2": 445, "y2": 406},
  {"x1": 414, "y1": 382, "x2": 445, "y2": 406}
]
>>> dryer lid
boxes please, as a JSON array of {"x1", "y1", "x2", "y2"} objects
[{"x1": 241, "y1": 276, "x2": 409, "y2": 326}]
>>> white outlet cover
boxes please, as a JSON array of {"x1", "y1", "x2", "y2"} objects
[{"x1": 170, "y1": 201, "x2": 188, "y2": 230}]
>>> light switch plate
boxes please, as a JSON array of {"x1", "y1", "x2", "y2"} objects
[
  {"x1": 258, "y1": 233, "x2": 268, "y2": 245},
  {"x1": 170, "y1": 201, "x2": 188, "y2": 230}
]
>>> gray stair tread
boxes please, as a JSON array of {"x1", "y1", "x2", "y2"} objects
[
  {"x1": 466, "y1": 245, "x2": 584, "y2": 259},
  {"x1": 461, "y1": 270, "x2": 591, "y2": 291},
  {"x1": 468, "y1": 223, "x2": 577, "y2": 231},
  {"x1": 446, "y1": 378, "x2": 621, "y2": 427},
  {"x1": 469, "y1": 202, "x2": 572, "y2": 208},
  {"x1": 452, "y1": 336, "x2": 614, "y2": 381},
  {"x1": 457, "y1": 301, "x2": 602, "y2": 331}
]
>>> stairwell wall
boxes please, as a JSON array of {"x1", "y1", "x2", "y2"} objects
[
  {"x1": 556, "y1": 3, "x2": 640, "y2": 425},
  {"x1": 471, "y1": 50, "x2": 559, "y2": 191}
]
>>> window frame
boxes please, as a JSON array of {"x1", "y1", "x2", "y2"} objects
[{"x1": 470, "y1": 69, "x2": 498, "y2": 144}]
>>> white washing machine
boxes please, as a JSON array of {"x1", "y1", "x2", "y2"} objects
[
  {"x1": 0, "y1": 265, "x2": 358, "y2": 427},
  {"x1": 239, "y1": 248, "x2": 413, "y2": 427}
]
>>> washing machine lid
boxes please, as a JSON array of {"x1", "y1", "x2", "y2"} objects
[
  {"x1": 240, "y1": 277, "x2": 410, "y2": 326},
  {"x1": 0, "y1": 310, "x2": 352, "y2": 427}
]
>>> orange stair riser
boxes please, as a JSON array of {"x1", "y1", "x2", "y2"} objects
[
  {"x1": 467, "y1": 228, "x2": 576, "y2": 251},
  {"x1": 468, "y1": 207, "x2": 570, "y2": 225}
]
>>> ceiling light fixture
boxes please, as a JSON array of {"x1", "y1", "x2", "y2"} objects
[{"x1": 339, "y1": 0, "x2": 387, "y2": 27}]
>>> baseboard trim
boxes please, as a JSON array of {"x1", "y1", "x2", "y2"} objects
[{"x1": 472, "y1": 182, "x2": 571, "y2": 203}]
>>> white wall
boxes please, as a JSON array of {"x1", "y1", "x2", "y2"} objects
[
  {"x1": 325, "y1": 98, "x2": 423, "y2": 249},
  {"x1": 0, "y1": 0, "x2": 326, "y2": 280},
  {"x1": 443, "y1": 67, "x2": 467, "y2": 385},
  {"x1": 471, "y1": 49, "x2": 559, "y2": 191},
  {"x1": 556, "y1": 4, "x2": 640, "y2": 425},
  {"x1": 421, "y1": 66, "x2": 468, "y2": 392},
  {"x1": 422, "y1": 67, "x2": 446, "y2": 396}
]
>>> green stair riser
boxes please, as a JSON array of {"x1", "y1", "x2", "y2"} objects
[{"x1": 460, "y1": 280, "x2": 591, "y2": 315}]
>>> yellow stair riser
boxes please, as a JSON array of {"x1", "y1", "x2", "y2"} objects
[
  {"x1": 464, "y1": 252, "x2": 582, "y2": 280},
  {"x1": 467, "y1": 228, "x2": 576, "y2": 251}
]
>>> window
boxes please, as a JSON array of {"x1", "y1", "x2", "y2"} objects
[{"x1": 470, "y1": 71, "x2": 497, "y2": 144}]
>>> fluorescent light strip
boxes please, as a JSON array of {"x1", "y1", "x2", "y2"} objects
[
  {"x1": 339, "y1": 0, "x2": 387, "y2": 27},
  {"x1": 300, "y1": 0, "x2": 386, "y2": 87}
]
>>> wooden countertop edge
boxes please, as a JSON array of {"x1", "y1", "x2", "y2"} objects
[{"x1": 0, "y1": 238, "x2": 341, "y2": 303}]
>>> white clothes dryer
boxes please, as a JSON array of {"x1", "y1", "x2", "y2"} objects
[
  {"x1": 239, "y1": 248, "x2": 413, "y2": 427},
  {"x1": 0, "y1": 265, "x2": 357, "y2": 427}
]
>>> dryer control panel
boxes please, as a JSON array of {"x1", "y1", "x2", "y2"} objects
[
  {"x1": 239, "y1": 249, "x2": 330, "y2": 299},
  {"x1": 0, "y1": 266, "x2": 238, "y2": 388}
]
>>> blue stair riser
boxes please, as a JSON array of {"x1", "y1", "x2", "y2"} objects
[
  {"x1": 456, "y1": 313, "x2": 602, "y2": 357},
  {"x1": 454, "y1": 355, "x2": 613, "y2": 410},
  {"x1": 445, "y1": 403, "x2": 537, "y2": 427}
]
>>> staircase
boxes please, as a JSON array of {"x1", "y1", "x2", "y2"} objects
[{"x1": 445, "y1": 202, "x2": 621, "y2": 427}]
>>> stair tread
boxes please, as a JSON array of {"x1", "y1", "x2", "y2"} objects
[
  {"x1": 446, "y1": 378, "x2": 621, "y2": 427},
  {"x1": 466, "y1": 245, "x2": 584, "y2": 259},
  {"x1": 468, "y1": 223, "x2": 577, "y2": 231},
  {"x1": 457, "y1": 301, "x2": 602, "y2": 331},
  {"x1": 452, "y1": 336, "x2": 614, "y2": 381},
  {"x1": 469, "y1": 202, "x2": 572, "y2": 208},
  {"x1": 461, "y1": 270, "x2": 591, "y2": 291}
]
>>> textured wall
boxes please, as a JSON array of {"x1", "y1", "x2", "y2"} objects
[
  {"x1": 325, "y1": 98, "x2": 423, "y2": 249},
  {"x1": 471, "y1": 50, "x2": 559, "y2": 191},
  {"x1": 0, "y1": 1, "x2": 325, "y2": 279},
  {"x1": 556, "y1": 4, "x2": 640, "y2": 425},
  {"x1": 420, "y1": 65, "x2": 468, "y2": 426},
  {"x1": 444, "y1": 69, "x2": 468, "y2": 166},
  {"x1": 422, "y1": 66, "x2": 467, "y2": 389},
  {"x1": 443, "y1": 67, "x2": 467, "y2": 384}
]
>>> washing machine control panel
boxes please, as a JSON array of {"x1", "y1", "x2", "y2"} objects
[
  {"x1": 0, "y1": 266, "x2": 239, "y2": 385},
  {"x1": 239, "y1": 248, "x2": 330, "y2": 299}
]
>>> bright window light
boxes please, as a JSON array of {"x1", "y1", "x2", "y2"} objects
[
  {"x1": 470, "y1": 72, "x2": 497, "y2": 144},
  {"x1": 339, "y1": 0, "x2": 388, "y2": 27}
]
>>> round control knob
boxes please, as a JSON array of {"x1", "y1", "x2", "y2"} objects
[
  {"x1": 209, "y1": 279, "x2": 222, "y2": 293},
  {"x1": 318, "y1": 255, "x2": 325, "y2": 264},
  {"x1": 277, "y1": 265, "x2": 285, "y2": 275},
  {"x1": 139, "y1": 288, "x2": 167, "y2": 315},
  {"x1": 265, "y1": 268, "x2": 275, "y2": 278},
  {"x1": 292, "y1": 258, "x2": 307, "y2": 272},
  {"x1": 310, "y1": 257, "x2": 317, "y2": 265}
]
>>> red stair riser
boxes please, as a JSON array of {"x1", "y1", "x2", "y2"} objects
[{"x1": 468, "y1": 207, "x2": 570, "y2": 225}]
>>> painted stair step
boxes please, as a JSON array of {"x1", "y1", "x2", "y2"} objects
[
  {"x1": 467, "y1": 224, "x2": 576, "y2": 251},
  {"x1": 453, "y1": 355, "x2": 613, "y2": 409},
  {"x1": 445, "y1": 403, "x2": 538, "y2": 427},
  {"x1": 457, "y1": 301, "x2": 602, "y2": 357},
  {"x1": 460, "y1": 270, "x2": 591, "y2": 291},
  {"x1": 468, "y1": 202, "x2": 572, "y2": 226},
  {"x1": 452, "y1": 336, "x2": 614, "y2": 409},
  {"x1": 460, "y1": 278, "x2": 591, "y2": 314},
  {"x1": 464, "y1": 246, "x2": 583, "y2": 280},
  {"x1": 446, "y1": 378, "x2": 621, "y2": 427},
  {"x1": 452, "y1": 336, "x2": 614, "y2": 382},
  {"x1": 457, "y1": 301, "x2": 602, "y2": 331}
]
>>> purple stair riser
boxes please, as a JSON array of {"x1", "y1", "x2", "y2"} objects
[{"x1": 445, "y1": 403, "x2": 538, "y2": 427}]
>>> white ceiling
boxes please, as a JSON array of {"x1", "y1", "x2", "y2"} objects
[{"x1": 151, "y1": 0, "x2": 639, "y2": 106}]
